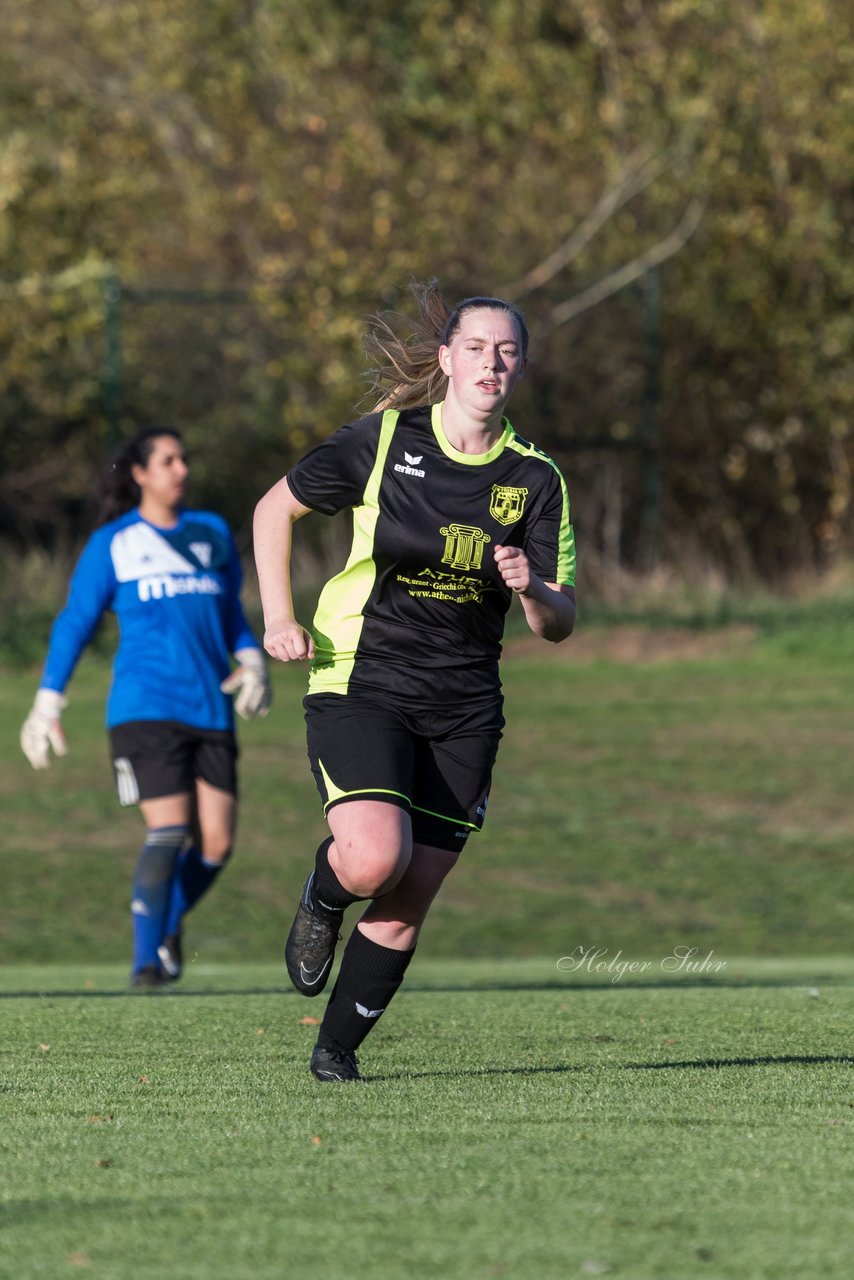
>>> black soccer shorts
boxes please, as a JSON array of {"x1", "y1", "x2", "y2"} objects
[
  {"x1": 109, "y1": 720, "x2": 238, "y2": 806},
  {"x1": 304, "y1": 691, "x2": 504, "y2": 853}
]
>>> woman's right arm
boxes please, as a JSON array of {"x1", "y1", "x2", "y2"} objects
[
  {"x1": 253, "y1": 476, "x2": 316, "y2": 663},
  {"x1": 21, "y1": 529, "x2": 115, "y2": 768}
]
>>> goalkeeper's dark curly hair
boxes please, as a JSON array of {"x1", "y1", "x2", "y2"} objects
[{"x1": 99, "y1": 426, "x2": 183, "y2": 524}]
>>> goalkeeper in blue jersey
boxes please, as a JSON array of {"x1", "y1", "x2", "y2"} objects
[{"x1": 19, "y1": 427, "x2": 271, "y2": 988}]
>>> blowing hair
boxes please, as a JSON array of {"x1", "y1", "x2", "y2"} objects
[
  {"x1": 363, "y1": 279, "x2": 529, "y2": 412},
  {"x1": 99, "y1": 426, "x2": 183, "y2": 524}
]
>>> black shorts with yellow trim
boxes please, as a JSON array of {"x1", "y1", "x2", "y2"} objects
[
  {"x1": 108, "y1": 720, "x2": 238, "y2": 806},
  {"x1": 304, "y1": 691, "x2": 505, "y2": 853}
]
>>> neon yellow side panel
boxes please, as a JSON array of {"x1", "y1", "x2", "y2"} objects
[{"x1": 307, "y1": 410, "x2": 398, "y2": 695}]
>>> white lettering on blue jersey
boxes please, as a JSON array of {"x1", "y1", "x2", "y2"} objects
[{"x1": 137, "y1": 575, "x2": 222, "y2": 602}]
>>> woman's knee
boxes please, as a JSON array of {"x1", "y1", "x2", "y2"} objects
[
  {"x1": 199, "y1": 837, "x2": 233, "y2": 866},
  {"x1": 328, "y1": 802, "x2": 412, "y2": 898},
  {"x1": 194, "y1": 781, "x2": 237, "y2": 865},
  {"x1": 359, "y1": 844, "x2": 459, "y2": 933},
  {"x1": 332, "y1": 842, "x2": 411, "y2": 898},
  {"x1": 196, "y1": 819, "x2": 236, "y2": 865}
]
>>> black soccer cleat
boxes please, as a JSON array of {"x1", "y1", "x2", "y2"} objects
[
  {"x1": 130, "y1": 965, "x2": 168, "y2": 990},
  {"x1": 310, "y1": 1043, "x2": 363, "y2": 1083},
  {"x1": 284, "y1": 871, "x2": 343, "y2": 996},
  {"x1": 157, "y1": 933, "x2": 183, "y2": 981}
]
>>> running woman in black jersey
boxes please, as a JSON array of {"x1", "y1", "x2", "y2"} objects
[{"x1": 253, "y1": 281, "x2": 576, "y2": 1081}]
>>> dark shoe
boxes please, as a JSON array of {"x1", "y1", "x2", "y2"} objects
[
  {"x1": 310, "y1": 1042, "x2": 363, "y2": 1082},
  {"x1": 130, "y1": 965, "x2": 168, "y2": 990},
  {"x1": 284, "y1": 871, "x2": 343, "y2": 996},
  {"x1": 157, "y1": 933, "x2": 183, "y2": 981}
]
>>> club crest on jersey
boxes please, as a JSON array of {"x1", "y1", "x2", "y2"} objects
[
  {"x1": 440, "y1": 523, "x2": 491, "y2": 571},
  {"x1": 489, "y1": 484, "x2": 528, "y2": 526}
]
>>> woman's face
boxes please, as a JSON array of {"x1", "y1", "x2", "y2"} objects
[
  {"x1": 438, "y1": 307, "x2": 526, "y2": 421},
  {"x1": 133, "y1": 435, "x2": 189, "y2": 510}
]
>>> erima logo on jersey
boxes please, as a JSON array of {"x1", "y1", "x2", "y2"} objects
[
  {"x1": 137, "y1": 574, "x2": 223, "y2": 602},
  {"x1": 394, "y1": 450, "x2": 425, "y2": 478}
]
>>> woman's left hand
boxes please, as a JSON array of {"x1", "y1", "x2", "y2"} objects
[
  {"x1": 494, "y1": 546, "x2": 576, "y2": 642},
  {"x1": 494, "y1": 544, "x2": 532, "y2": 594}
]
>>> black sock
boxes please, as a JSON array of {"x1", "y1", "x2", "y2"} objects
[
  {"x1": 312, "y1": 836, "x2": 364, "y2": 913},
  {"x1": 318, "y1": 927, "x2": 415, "y2": 1054}
]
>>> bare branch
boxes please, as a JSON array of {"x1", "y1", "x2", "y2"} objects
[
  {"x1": 546, "y1": 199, "x2": 705, "y2": 330},
  {"x1": 503, "y1": 145, "x2": 680, "y2": 300}
]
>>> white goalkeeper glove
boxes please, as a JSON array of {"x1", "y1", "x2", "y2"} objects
[
  {"x1": 20, "y1": 689, "x2": 68, "y2": 770},
  {"x1": 220, "y1": 648, "x2": 272, "y2": 720}
]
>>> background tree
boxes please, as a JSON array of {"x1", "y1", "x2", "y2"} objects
[{"x1": 1, "y1": 0, "x2": 851, "y2": 583}]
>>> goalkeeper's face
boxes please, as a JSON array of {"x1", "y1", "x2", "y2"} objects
[{"x1": 133, "y1": 435, "x2": 189, "y2": 513}]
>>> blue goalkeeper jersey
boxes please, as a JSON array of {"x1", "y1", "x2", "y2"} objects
[{"x1": 41, "y1": 508, "x2": 261, "y2": 730}]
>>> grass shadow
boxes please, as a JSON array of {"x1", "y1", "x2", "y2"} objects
[
  {"x1": 371, "y1": 1053, "x2": 854, "y2": 1083},
  {"x1": 624, "y1": 1054, "x2": 854, "y2": 1070},
  {"x1": 367, "y1": 1063, "x2": 586, "y2": 1082},
  {"x1": 1, "y1": 974, "x2": 851, "y2": 999},
  {"x1": 0, "y1": 987, "x2": 294, "y2": 1000},
  {"x1": 405, "y1": 977, "x2": 854, "y2": 993}
]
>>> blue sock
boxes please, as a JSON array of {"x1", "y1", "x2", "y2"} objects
[
  {"x1": 164, "y1": 845, "x2": 227, "y2": 938},
  {"x1": 130, "y1": 826, "x2": 188, "y2": 973}
]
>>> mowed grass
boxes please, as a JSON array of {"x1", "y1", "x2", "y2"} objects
[
  {"x1": 3, "y1": 621, "x2": 853, "y2": 1277},
  {"x1": 1, "y1": 618, "x2": 853, "y2": 963},
  {"x1": 2, "y1": 958, "x2": 853, "y2": 1280}
]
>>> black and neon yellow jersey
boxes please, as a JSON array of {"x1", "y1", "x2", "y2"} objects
[{"x1": 287, "y1": 402, "x2": 575, "y2": 706}]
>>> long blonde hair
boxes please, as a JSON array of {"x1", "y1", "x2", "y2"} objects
[{"x1": 364, "y1": 279, "x2": 529, "y2": 411}]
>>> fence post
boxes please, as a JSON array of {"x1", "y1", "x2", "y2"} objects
[
  {"x1": 640, "y1": 266, "x2": 661, "y2": 567},
  {"x1": 103, "y1": 273, "x2": 123, "y2": 444}
]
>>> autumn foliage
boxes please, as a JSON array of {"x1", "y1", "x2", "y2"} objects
[{"x1": 1, "y1": 1, "x2": 851, "y2": 582}]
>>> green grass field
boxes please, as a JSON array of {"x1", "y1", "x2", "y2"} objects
[
  {"x1": 2, "y1": 617, "x2": 853, "y2": 1278},
  {"x1": 3, "y1": 959, "x2": 853, "y2": 1279},
  {"x1": 2, "y1": 616, "x2": 853, "y2": 963}
]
